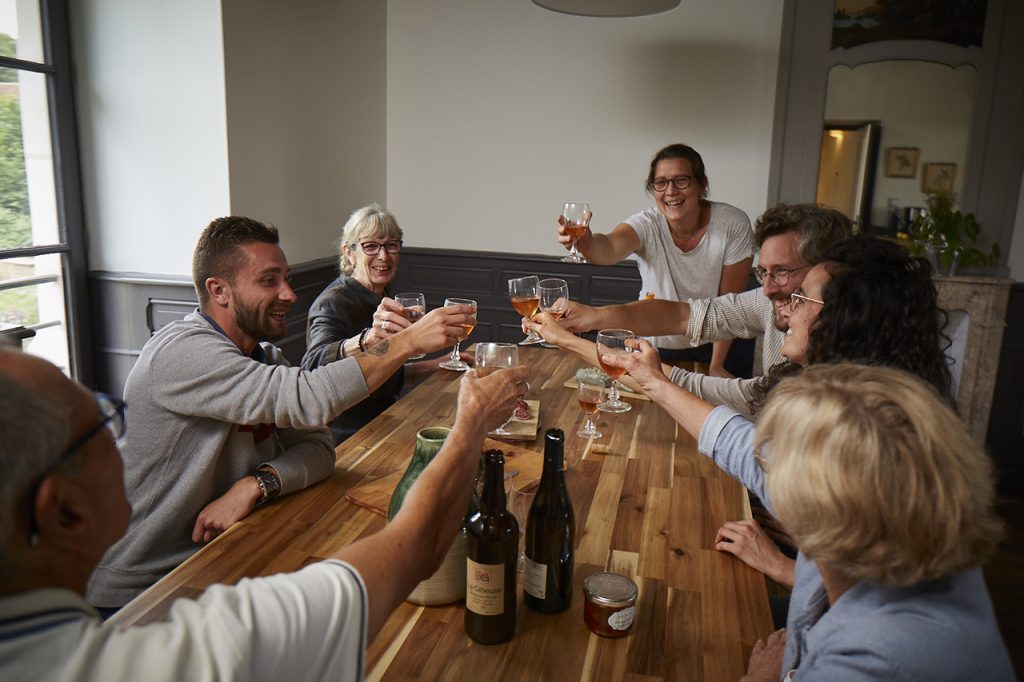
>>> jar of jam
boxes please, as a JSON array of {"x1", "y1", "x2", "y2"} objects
[{"x1": 583, "y1": 572, "x2": 637, "y2": 637}]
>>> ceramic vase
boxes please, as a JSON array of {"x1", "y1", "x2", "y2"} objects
[{"x1": 388, "y1": 426, "x2": 469, "y2": 605}]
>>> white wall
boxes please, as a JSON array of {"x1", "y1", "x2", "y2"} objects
[
  {"x1": 386, "y1": 0, "x2": 784, "y2": 255},
  {"x1": 71, "y1": 0, "x2": 231, "y2": 275},
  {"x1": 222, "y1": 0, "x2": 387, "y2": 265}
]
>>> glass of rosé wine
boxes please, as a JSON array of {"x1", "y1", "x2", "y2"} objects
[
  {"x1": 595, "y1": 329, "x2": 634, "y2": 413},
  {"x1": 560, "y1": 202, "x2": 590, "y2": 263}
]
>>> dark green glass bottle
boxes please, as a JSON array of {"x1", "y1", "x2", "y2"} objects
[
  {"x1": 523, "y1": 428, "x2": 575, "y2": 613},
  {"x1": 465, "y1": 449, "x2": 518, "y2": 644}
]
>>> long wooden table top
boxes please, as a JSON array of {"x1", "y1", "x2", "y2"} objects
[{"x1": 112, "y1": 346, "x2": 772, "y2": 681}]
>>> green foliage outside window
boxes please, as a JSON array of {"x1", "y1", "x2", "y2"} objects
[{"x1": 0, "y1": 30, "x2": 36, "y2": 322}]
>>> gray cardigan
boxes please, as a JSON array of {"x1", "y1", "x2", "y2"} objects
[{"x1": 87, "y1": 311, "x2": 370, "y2": 607}]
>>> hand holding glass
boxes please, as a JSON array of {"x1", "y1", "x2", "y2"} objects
[
  {"x1": 538, "y1": 278, "x2": 570, "y2": 348},
  {"x1": 561, "y1": 202, "x2": 590, "y2": 264},
  {"x1": 476, "y1": 342, "x2": 520, "y2": 436},
  {"x1": 439, "y1": 298, "x2": 476, "y2": 371},
  {"x1": 595, "y1": 329, "x2": 634, "y2": 413},
  {"x1": 509, "y1": 276, "x2": 542, "y2": 345},
  {"x1": 395, "y1": 292, "x2": 426, "y2": 359}
]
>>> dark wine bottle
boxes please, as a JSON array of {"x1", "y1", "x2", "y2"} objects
[
  {"x1": 465, "y1": 449, "x2": 518, "y2": 644},
  {"x1": 523, "y1": 428, "x2": 575, "y2": 613}
]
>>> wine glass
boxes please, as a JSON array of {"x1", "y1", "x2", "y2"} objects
[
  {"x1": 508, "y1": 275, "x2": 542, "y2": 345},
  {"x1": 561, "y1": 202, "x2": 590, "y2": 264},
  {"x1": 537, "y1": 278, "x2": 569, "y2": 348},
  {"x1": 595, "y1": 329, "x2": 634, "y2": 413},
  {"x1": 576, "y1": 380, "x2": 604, "y2": 439},
  {"x1": 395, "y1": 292, "x2": 426, "y2": 359},
  {"x1": 438, "y1": 297, "x2": 476, "y2": 371},
  {"x1": 476, "y1": 342, "x2": 520, "y2": 436}
]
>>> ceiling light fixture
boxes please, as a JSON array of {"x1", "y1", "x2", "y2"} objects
[{"x1": 531, "y1": 0, "x2": 681, "y2": 18}]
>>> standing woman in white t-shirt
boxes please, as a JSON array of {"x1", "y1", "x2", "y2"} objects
[{"x1": 556, "y1": 143, "x2": 754, "y2": 377}]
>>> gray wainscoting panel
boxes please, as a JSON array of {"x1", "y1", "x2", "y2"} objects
[
  {"x1": 389, "y1": 247, "x2": 643, "y2": 346},
  {"x1": 88, "y1": 249, "x2": 644, "y2": 396}
]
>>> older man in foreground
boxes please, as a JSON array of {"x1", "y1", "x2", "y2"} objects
[{"x1": 0, "y1": 348, "x2": 528, "y2": 680}]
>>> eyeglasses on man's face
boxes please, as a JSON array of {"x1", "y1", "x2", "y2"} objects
[
  {"x1": 754, "y1": 263, "x2": 811, "y2": 287},
  {"x1": 356, "y1": 240, "x2": 402, "y2": 256},
  {"x1": 789, "y1": 291, "x2": 824, "y2": 310},
  {"x1": 27, "y1": 392, "x2": 126, "y2": 546},
  {"x1": 648, "y1": 175, "x2": 694, "y2": 193}
]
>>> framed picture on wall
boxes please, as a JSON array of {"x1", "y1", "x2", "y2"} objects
[
  {"x1": 922, "y1": 162, "x2": 957, "y2": 193},
  {"x1": 884, "y1": 147, "x2": 919, "y2": 178}
]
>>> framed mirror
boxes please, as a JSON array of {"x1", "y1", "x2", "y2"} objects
[
  {"x1": 817, "y1": 61, "x2": 976, "y2": 234},
  {"x1": 769, "y1": 0, "x2": 1024, "y2": 270}
]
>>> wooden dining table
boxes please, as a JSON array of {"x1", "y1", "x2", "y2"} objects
[{"x1": 112, "y1": 346, "x2": 773, "y2": 681}]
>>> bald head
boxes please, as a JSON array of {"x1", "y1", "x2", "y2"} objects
[
  {"x1": 0, "y1": 347, "x2": 76, "y2": 396},
  {"x1": 0, "y1": 352, "x2": 74, "y2": 553}
]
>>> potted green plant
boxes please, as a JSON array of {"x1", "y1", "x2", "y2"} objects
[{"x1": 900, "y1": 191, "x2": 1000, "y2": 275}]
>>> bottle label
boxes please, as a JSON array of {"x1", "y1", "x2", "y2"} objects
[
  {"x1": 466, "y1": 557, "x2": 504, "y2": 616},
  {"x1": 523, "y1": 557, "x2": 547, "y2": 599},
  {"x1": 609, "y1": 606, "x2": 636, "y2": 631}
]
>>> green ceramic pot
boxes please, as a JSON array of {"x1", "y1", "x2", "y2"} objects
[{"x1": 387, "y1": 427, "x2": 452, "y2": 520}]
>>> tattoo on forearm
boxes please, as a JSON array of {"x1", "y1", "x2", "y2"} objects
[{"x1": 367, "y1": 339, "x2": 390, "y2": 356}]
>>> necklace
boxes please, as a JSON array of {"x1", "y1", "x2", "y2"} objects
[{"x1": 670, "y1": 202, "x2": 709, "y2": 251}]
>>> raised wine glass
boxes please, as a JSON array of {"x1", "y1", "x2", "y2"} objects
[
  {"x1": 476, "y1": 342, "x2": 520, "y2": 436},
  {"x1": 508, "y1": 275, "x2": 542, "y2": 345},
  {"x1": 395, "y1": 292, "x2": 426, "y2": 359},
  {"x1": 537, "y1": 278, "x2": 569, "y2": 348},
  {"x1": 595, "y1": 329, "x2": 634, "y2": 413},
  {"x1": 576, "y1": 380, "x2": 604, "y2": 439},
  {"x1": 560, "y1": 202, "x2": 590, "y2": 264},
  {"x1": 438, "y1": 297, "x2": 476, "y2": 371}
]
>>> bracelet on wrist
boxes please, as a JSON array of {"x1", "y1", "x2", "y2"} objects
[{"x1": 358, "y1": 326, "x2": 371, "y2": 352}]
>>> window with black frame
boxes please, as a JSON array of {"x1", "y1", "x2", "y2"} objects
[{"x1": 0, "y1": 0, "x2": 89, "y2": 378}]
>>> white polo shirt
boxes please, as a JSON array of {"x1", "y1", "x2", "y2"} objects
[{"x1": 1, "y1": 560, "x2": 367, "y2": 681}]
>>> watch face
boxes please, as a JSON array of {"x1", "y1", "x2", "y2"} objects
[{"x1": 255, "y1": 469, "x2": 280, "y2": 500}]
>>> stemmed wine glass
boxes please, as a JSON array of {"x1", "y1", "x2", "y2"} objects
[
  {"x1": 595, "y1": 329, "x2": 634, "y2": 413},
  {"x1": 395, "y1": 292, "x2": 426, "y2": 359},
  {"x1": 561, "y1": 202, "x2": 590, "y2": 264},
  {"x1": 576, "y1": 380, "x2": 604, "y2": 439},
  {"x1": 508, "y1": 275, "x2": 542, "y2": 345},
  {"x1": 438, "y1": 297, "x2": 476, "y2": 371},
  {"x1": 537, "y1": 278, "x2": 569, "y2": 348},
  {"x1": 476, "y1": 342, "x2": 520, "y2": 436}
]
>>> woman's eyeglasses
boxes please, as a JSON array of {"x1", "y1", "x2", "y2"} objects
[
  {"x1": 648, "y1": 175, "x2": 693, "y2": 192},
  {"x1": 356, "y1": 240, "x2": 402, "y2": 256},
  {"x1": 789, "y1": 291, "x2": 824, "y2": 309}
]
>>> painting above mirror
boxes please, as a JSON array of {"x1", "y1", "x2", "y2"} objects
[{"x1": 816, "y1": 60, "x2": 976, "y2": 232}]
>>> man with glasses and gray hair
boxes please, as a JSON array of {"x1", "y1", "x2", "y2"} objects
[
  {"x1": 0, "y1": 347, "x2": 528, "y2": 680},
  {"x1": 561, "y1": 203, "x2": 853, "y2": 375},
  {"x1": 85, "y1": 216, "x2": 478, "y2": 614}
]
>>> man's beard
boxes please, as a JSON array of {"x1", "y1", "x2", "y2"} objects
[{"x1": 235, "y1": 298, "x2": 286, "y2": 341}]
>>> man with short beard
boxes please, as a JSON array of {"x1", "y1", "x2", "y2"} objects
[
  {"x1": 560, "y1": 204, "x2": 852, "y2": 375},
  {"x1": 86, "y1": 216, "x2": 477, "y2": 613}
]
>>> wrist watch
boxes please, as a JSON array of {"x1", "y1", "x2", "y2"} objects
[{"x1": 252, "y1": 467, "x2": 281, "y2": 503}]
